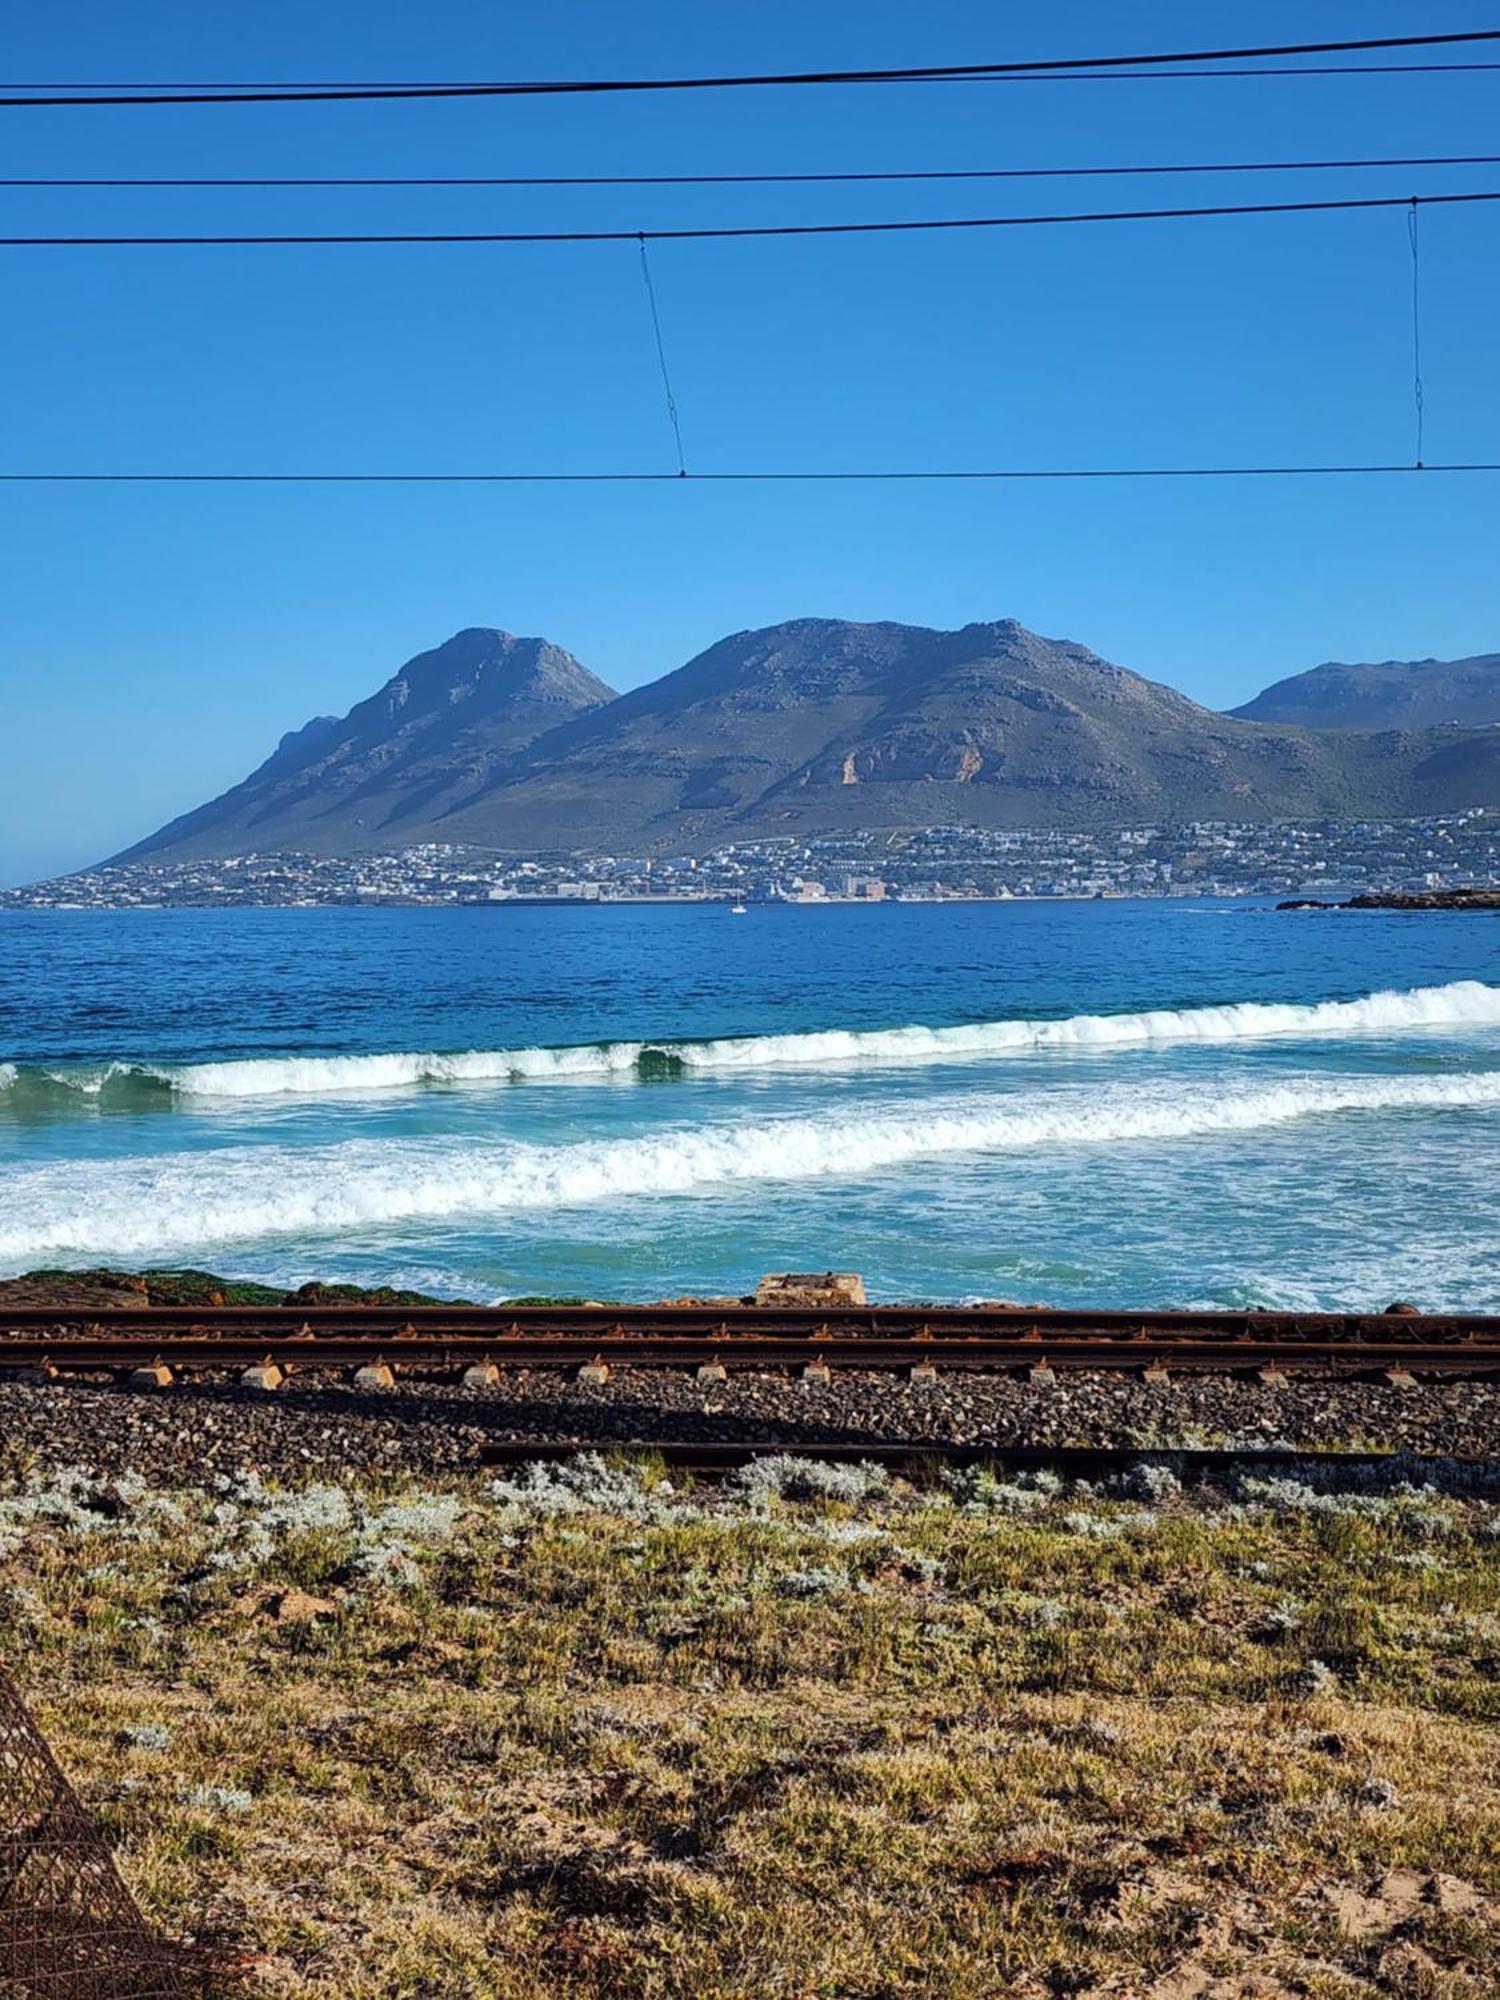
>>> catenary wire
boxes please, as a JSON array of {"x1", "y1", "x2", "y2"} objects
[
  {"x1": 2, "y1": 466, "x2": 1497, "y2": 484},
  {"x1": 7, "y1": 65, "x2": 1500, "y2": 94},
  {"x1": 3, "y1": 29, "x2": 1500, "y2": 104},
  {"x1": 5, "y1": 153, "x2": 1500, "y2": 189},
  {"x1": 3, "y1": 187, "x2": 1497, "y2": 246}
]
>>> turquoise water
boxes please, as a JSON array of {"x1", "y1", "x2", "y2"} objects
[{"x1": 1, "y1": 900, "x2": 1498, "y2": 1309}]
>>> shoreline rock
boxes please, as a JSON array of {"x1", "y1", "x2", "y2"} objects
[{"x1": 1278, "y1": 887, "x2": 1500, "y2": 912}]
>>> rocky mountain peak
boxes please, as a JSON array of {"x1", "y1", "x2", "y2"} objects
[
  {"x1": 105, "y1": 615, "x2": 1500, "y2": 867},
  {"x1": 380, "y1": 629, "x2": 612, "y2": 713},
  {"x1": 107, "y1": 626, "x2": 618, "y2": 866}
]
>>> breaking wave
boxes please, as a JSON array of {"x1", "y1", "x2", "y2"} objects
[
  {"x1": 2, "y1": 1067, "x2": 1498, "y2": 1261},
  {"x1": 4, "y1": 978, "x2": 1499, "y2": 1109}
]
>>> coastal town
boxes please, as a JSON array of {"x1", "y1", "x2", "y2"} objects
[{"x1": 6, "y1": 807, "x2": 1499, "y2": 909}]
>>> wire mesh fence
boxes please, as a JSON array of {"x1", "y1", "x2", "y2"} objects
[{"x1": 0, "y1": 1671, "x2": 200, "y2": 1998}]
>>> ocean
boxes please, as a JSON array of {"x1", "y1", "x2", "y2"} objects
[{"x1": 1, "y1": 899, "x2": 1498, "y2": 1311}]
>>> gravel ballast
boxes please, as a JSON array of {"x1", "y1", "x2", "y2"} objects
[{"x1": 0, "y1": 1366, "x2": 1496, "y2": 1484}]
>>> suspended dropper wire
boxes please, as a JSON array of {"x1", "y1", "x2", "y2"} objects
[
  {"x1": 1408, "y1": 197, "x2": 1425, "y2": 467},
  {"x1": 639, "y1": 234, "x2": 686, "y2": 475}
]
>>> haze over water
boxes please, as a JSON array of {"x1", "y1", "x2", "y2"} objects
[{"x1": 2, "y1": 899, "x2": 1498, "y2": 1311}]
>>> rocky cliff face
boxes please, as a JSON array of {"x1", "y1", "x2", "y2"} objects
[{"x1": 111, "y1": 618, "x2": 1500, "y2": 863}]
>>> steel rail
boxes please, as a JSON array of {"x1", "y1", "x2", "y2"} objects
[
  {"x1": 3, "y1": 1335, "x2": 1499, "y2": 1375},
  {"x1": 1, "y1": 1303, "x2": 1497, "y2": 1342}
]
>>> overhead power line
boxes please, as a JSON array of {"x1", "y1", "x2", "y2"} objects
[
  {"x1": 963, "y1": 62, "x2": 1500, "y2": 78},
  {"x1": 7, "y1": 65, "x2": 1500, "y2": 95},
  {"x1": 4, "y1": 187, "x2": 1496, "y2": 246},
  {"x1": 2, "y1": 465, "x2": 1497, "y2": 484},
  {"x1": 6, "y1": 153, "x2": 1499, "y2": 190},
  {"x1": 3, "y1": 28, "x2": 1499, "y2": 105}
]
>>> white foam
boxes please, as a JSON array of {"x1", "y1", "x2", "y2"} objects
[
  {"x1": 40, "y1": 1063, "x2": 129, "y2": 1096},
  {"x1": 165, "y1": 1043, "x2": 647, "y2": 1097},
  {"x1": 2, "y1": 1067, "x2": 1497, "y2": 1261},
  {"x1": 9, "y1": 978, "x2": 1497, "y2": 1104},
  {"x1": 665, "y1": 979, "x2": 1500, "y2": 1069}
]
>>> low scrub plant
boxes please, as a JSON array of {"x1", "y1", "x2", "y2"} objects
[{"x1": 0, "y1": 1455, "x2": 1496, "y2": 1997}]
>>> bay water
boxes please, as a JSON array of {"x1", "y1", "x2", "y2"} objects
[{"x1": 1, "y1": 900, "x2": 1497, "y2": 1310}]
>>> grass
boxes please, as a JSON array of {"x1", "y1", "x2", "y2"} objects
[{"x1": 2, "y1": 1456, "x2": 1498, "y2": 1997}]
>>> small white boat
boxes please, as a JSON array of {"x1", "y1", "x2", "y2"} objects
[{"x1": 729, "y1": 901, "x2": 748, "y2": 914}]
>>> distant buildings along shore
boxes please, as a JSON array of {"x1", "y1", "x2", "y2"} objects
[{"x1": 4, "y1": 811, "x2": 1498, "y2": 910}]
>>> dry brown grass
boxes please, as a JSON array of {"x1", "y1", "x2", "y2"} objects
[{"x1": 1, "y1": 1456, "x2": 1497, "y2": 1997}]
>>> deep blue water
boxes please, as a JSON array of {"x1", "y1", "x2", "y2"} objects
[{"x1": 1, "y1": 899, "x2": 1497, "y2": 1308}]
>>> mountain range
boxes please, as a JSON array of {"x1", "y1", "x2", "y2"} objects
[
  {"x1": 1230, "y1": 650, "x2": 1500, "y2": 730},
  {"x1": 110, "y1": 620, "x2": 1500, "y2": 864}
]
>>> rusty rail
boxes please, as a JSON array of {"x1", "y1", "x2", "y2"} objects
[
  {"x1": 0, "y1": 1302, "x2": 1495, "y2": 1342},
  {"x1": 2, "y1": 1303, "x2": 1499, "y2": 1378}
]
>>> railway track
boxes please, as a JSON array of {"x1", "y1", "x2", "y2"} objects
[
  {"x1": 3, "y1": 1304, "x2": 1500, "y2": 1380},
  {"x1": 2, "y1": 1303, "x2": 1495, "y2": 1342}
]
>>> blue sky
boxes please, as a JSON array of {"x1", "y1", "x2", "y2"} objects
[{"x1": 1, "y1": 1, "x2": 1497, "y2": 883}]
